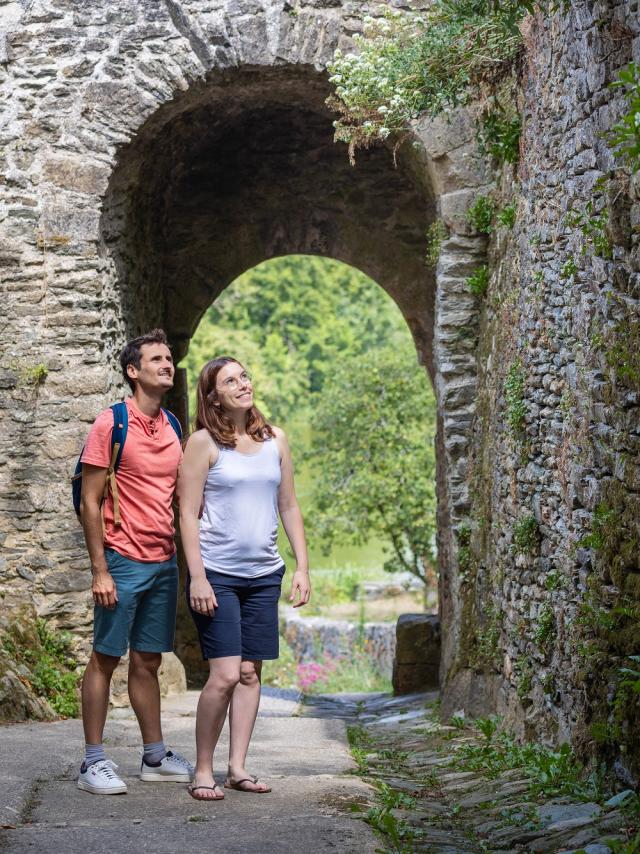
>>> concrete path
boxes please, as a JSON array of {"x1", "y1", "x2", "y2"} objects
[{"x1": 0, "y1": 688, "x2": 377, "y2": 853}]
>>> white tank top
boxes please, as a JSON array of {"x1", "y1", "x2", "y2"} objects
[{"x1": 199, "y1": 437, "x2": 284, "y2": 578}]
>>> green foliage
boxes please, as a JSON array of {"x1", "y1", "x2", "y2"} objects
[
  {"x1": 517, "y1": 663, "x2": 533, "y2": 699},
  {"x1": 307, "y1": 345, "x2": 437, "y2": 589},
  {"x1": 478, "y1": 106, "x2": 521, "y2": 165},
  {"x1": 620, "y1": 656, "x2": 640, "y2": 696},
  {"x1": 560, "y1": 257, "x2": 578, "y2": 279},
  {"x1": 466, "y1": 265, "x2": 489, "y2": 296},
  {"x1": 605, "y1": 318, "x2": 640, "y2": 392},
  {"x1": 578, "y1": 502, "x2": 616, "y2": 551},
  {"x1": 533, "y1": 603, "x2": 555, "y2": 649},
  {"x1": 300, "y1": 648, "x2": 392, "y2": 695},
  {"x1": 425, "y1": 219, "x2": 448, "y2": 268},
  {"x1": 497, "y1": 203, "x2": 516, "y2": 229},
  {"x1": 564, "y1": 201, "x2": 613, "y2": 260},
  {"x1": 363, "y1": 782, "x2": 417, "y2": 853},
  {"x1": 23, "y1": 363, "x2": 48, "y2": 385},
  {"x1": 182, "y1": 256, "x2": 408, "y2": 424},
  {"x1": 512, "y1": 514, "x2": 539, "y2": 555},
  {"x1": 504, "y1": 359, "x2": 527, "y2": 438},
  {"x1": 453, "y1": 726, "x2": 603, "y2": 800},
  {"x1": 1, "y1": 616, "x2": 79, "y2": 717},
  {"x1": 544, "y1": 569, "x2": 564, "y2": 591},
  {"x1": 608, "y1": 62, "x2": 640, "y2": 170},
  {"x1": 327, "y1": 2, "x2": 526, "y2": 155},
  {"x1": 467, "y1": 195, "x2": 496, "y2": 234}
]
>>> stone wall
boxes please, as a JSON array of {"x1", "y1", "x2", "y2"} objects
[{"x1": 434, "y1": 2, "x2": 640, "y2": 777}]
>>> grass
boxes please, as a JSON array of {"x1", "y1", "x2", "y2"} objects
[{"x1": 451, "y1": 718, "x2": 607, "y2": 801}]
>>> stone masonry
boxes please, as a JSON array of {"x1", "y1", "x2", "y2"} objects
[{"x1": 1, "y1": 0, "x2": 639, "y2": 773}]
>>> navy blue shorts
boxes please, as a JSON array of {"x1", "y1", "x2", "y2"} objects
[{"x1": 187, "y1": 565, "x2": 285, "y2": 661}]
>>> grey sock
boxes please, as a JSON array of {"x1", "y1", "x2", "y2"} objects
[
  {"x1": 83, "y1": 743, "x2": 106, "y2": 769},
  {"x1": 143, "y1": 740, "x2": 167, "y2": 765}
]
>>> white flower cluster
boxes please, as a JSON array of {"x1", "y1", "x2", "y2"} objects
[{"x1": 327, "y1": 10, "x2": 427, "y2": 142}]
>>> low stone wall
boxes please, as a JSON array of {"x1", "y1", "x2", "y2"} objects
[{"x1": 281, "y1": 608, "x2": 396, "y2": 677}]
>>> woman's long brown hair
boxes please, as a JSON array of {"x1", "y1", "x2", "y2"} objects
[{"x1": 194, "y1": 356, "x2": 274, "y2": 448}]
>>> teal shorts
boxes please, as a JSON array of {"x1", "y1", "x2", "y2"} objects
[{"x1": 93, "y1": 548, "x2": 178, "y2": 658}]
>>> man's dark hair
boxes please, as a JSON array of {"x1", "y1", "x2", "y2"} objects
[{"x1": 120, "y1": 328, "x2": 170, "y2": 392}]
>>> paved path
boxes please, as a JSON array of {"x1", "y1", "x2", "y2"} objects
[{"x1": 0, "y1": 688, "x2": 377, "y2": 853}]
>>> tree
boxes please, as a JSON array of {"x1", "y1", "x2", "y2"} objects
[{"x1": 306, "y1": 344, "x2": 438, "y2": 590}]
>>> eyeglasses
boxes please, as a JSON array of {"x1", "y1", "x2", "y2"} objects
[{"x1": 217, "y1": 371, "x2": 252, "y2": 392}]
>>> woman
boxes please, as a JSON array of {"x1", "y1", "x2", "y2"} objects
[{"x1": 178, "y1": 356, "x2": 311, "y2": 801}]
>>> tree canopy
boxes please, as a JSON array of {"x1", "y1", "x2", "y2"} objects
[{"x1": 181, "y1": 255, "x2": 437, "y2": 584}]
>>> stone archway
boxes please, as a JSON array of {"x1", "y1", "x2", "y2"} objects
[{"x1": 1, "y1": 0, "x2": 488, "y2": 703}]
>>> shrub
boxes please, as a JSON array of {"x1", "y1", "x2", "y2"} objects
[{"x1": 327, "y1": 2, "x2": 527, "y2": 157}]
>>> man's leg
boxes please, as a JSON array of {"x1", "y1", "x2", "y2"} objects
[
  {"x1": 191, "y1": 656, "x2": 241, "y2": 799},
  {"x1": 128, "y1": 650, "x2": 163, "y2": 743},
  {"x1": 227, "y1": 659, "x2": 269, "y2": 791},
  {"x1": 81, "y1": 650, "x2": 121, "y2": 745}
]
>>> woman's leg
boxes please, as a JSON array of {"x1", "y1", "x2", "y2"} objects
[
  {"x1": 227, "y1": 659, "x2": 265, "y2": 788},
  {"x1": 192, "y1": 655, "x2": 241, "y2": 798}
]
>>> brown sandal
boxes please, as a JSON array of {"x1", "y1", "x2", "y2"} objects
[
  {"x1": 224, "y1": 777, "x2": 271, "y2": 793},
  {"x1": 187, "y1": 784, "x2": 225, "y2": 800}
]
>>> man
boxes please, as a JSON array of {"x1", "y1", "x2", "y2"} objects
[{"x1": 77, "y1": 329, "x2": 193, "y2": 795}]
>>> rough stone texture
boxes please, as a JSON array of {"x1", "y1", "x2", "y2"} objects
[
  {"x1": 282, "y1": 608, "x2": 396, "y2": 676},
  {"x1": 434, "y1": 1, "x2": 640, "y2": 777},
  {"x1": 1, "y1": 0, "x2": 639, "y2": 772},
  {"x1": 392, "y1": 613, "x2": 440, "y2": 694},
  {"x1": 110, "y1": 652, "x2": 187, "y2": 707}
]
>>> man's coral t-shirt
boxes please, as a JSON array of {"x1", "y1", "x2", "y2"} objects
[{"x1": 81, "y1": 398, "x2": 182, "y2": 562}]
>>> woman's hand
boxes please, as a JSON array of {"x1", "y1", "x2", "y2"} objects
[
  {"x1": 289, "y1": 569, "x2": 311, "y2": 608},
  {"x1": 190, "y1": 576, "x2": 217, "y2": 617}
]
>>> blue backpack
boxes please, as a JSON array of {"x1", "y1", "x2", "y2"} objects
[{"x1": 71, "y1": 401, "x2": 182, "y2": 524}]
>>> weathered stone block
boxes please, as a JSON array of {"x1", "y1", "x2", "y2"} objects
[{"x1": 392, "y1": 613, "x2": 440, "y2": 695}]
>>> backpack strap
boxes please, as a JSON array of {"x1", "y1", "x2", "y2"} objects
[
  {"x1": 103, "y1": 402, "x2": 128, "y2": 527},
  {"x1": 162, "y1": 407, "x2": 183, "y2": 443}
]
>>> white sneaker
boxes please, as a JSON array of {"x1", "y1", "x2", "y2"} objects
[
  {"x1": 140, "y1": 750, "x2": 194, "y2": 782},
  {"x1": 77, "y1": 759, "x2": 127, "y2": 795}
]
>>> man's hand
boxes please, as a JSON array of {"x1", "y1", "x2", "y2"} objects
[
  {"x1": 289, "y1": 569, "x2": 311, "y2": 608},
  {"x1": 92, "y1": 570, "x2": 118, "y2": 609},
  {"x1": 189, "y1": 576, "x2": 217, "y2": 617}
]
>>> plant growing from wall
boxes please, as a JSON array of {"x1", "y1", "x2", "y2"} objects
[
  {"x1": 504, "y1": 359, "x2": 527, "y2": 439},
  {"x1": 497, "y1": 203, "x2": 516, "y2": 229},
  {"x1": 512, "y1": 514, "x2": 539, "y2": 555},
  {"x1": 466, "y1": 265, "x2": 489, "y2": 296},
  {"x1": 564, "y1": 201, "x2": 613, "y2": 260},
  {"x1": 605, "y1": 318, "x2": 640, "y2": 392},
  {"x1": 560, "y1": 257, "x2": 578, "y2": 279},
  {"x1": 533, "y1": 603, "x2": 555, "y2": 650},
  {"x1": 467, "y1": 195, "x2": 496, "y2": 234},
  {"x1": 425, "y1": 219, "x2": 448, "y2": 268},
  {"x1": 327, "y1": 2, "x2": 528, "y2": 158},
  {"x1": 477, "y1": 105, "x2": 521, "y2": 165},
  {"x1": 608, "y1": 62, "x2": 640, "y2": 171}
]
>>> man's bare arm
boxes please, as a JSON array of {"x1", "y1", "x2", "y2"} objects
[{"x1": 80, "y1": 464, "x2": 118, "y2": 608}]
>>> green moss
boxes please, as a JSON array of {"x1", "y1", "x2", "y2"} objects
[
  {"x1": 516, "y1": 662, "x2": 533, "y2": 699},
  {"x1": 473, "y1": 606, "x2": 502, "y2": 671}
]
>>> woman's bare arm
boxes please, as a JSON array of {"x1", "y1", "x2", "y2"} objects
[
  {"x1": 177, "y1": 430, "x2": 218, "y2": 616},
  {"x1": 274, "y1": 427, "x2": 311, "y2": 608}
]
